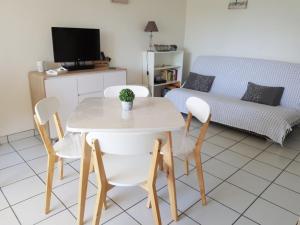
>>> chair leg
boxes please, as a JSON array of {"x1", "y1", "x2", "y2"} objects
[
  {"x1": 146, "y1": 196, "x2": 151, "y2": 208},
  {"x1": 184, "y1": 160, "x2": 189, "y2": 176},
  {"x1": 194, "y1": 152, "x2": 206, "y2": 205},
  {"x1": 158, "y1": 154, "x2": 164, "y2": 171},
  {"x1": 101, "y1": 191, "x2": 107, "y2": 210},
  {"x1": 92, "y1": 187, "x2": 107, "y2": 225},
  {"x1": 45, "y1": 155, "x2": 56, "y2": 214},
  {"x1": 149, "y1": 187, "x2": 162, "y2": 225},
  {"x1": 103, "y1": 199, "x2": 107, "y2": 210},
  {"x1": 58, "y1": 158, "x2": 64, "y2": 180},
  {"x1": 89, "y1": 159, "x2": 94, "y2": 173}
]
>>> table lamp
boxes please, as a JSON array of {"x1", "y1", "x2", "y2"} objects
[{"x1": 144, "y1": 21, "x2": 159, "y2": 51}]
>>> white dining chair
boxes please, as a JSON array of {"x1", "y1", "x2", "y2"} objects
[
  {"x1": 104, "y1": 85, "x2": 150, "y2": 97},
  {"x1": 158, "y1": 97, "x2": 211, "y2": 206},
  {"x1": 182, "y1": 97, "x2": 211, "y2": 205},
  {"x1": 86, "y1": 132, "x2": 162, "y2": 225},
  {"x1": 34, "y1": 97, "x2": 81, "y2": 214}
]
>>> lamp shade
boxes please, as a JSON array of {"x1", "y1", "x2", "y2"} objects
[{"x1": 144, "y1": 21, "x2": 159, "y2": 32}]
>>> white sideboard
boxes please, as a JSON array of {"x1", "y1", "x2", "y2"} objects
[{"x1": 29, "y1": 68, "x2": 127, "y2": 138}]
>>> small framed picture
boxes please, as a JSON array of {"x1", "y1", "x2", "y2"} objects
[
  {"x1": 228, "y1": 0, "x2": 248, "y2": 9},
  {"x1": 111, "y1": 0, "x2": 129, "y2": 4}
]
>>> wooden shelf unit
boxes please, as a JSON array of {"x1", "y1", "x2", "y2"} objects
[{"x1": 142, "y1": 51, "x2": 184, "y2": 97}]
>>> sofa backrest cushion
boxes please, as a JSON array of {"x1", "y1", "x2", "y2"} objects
[
  {"x1": 191, "y1": 56, "x2": 300, "y2": 109},
  {"x1": 241, "y1": 82, "x2": 285, "y2": 106},
  {"x1": 183, "y1": 72, "x2": 215, "y2": 92}
]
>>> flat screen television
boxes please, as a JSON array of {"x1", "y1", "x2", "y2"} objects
[{"x1": 51, "y1": 27, "x2": 100, "y2": 70}]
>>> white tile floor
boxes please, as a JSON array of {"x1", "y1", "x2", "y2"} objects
[{"x1": 0, "y1": 122, "x2": 300, "y2": 225}]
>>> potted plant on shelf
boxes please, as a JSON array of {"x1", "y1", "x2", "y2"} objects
[{"x1": 119, "y1": 88, "x2": 135, "y2": 111}]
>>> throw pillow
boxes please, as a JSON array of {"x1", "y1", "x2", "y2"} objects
[
  {"x1": 183, "y1": 72, "x2": 215, "y2": 92},
  {"x1": 241, "y1": 82, "x2": 285, "y2": 106}
]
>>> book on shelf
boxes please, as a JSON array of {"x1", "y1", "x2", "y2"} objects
[{"x1": 160, "y1": 69, "x2": 178, "y2": 82}]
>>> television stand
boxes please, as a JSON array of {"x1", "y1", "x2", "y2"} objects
[{"x1": 63, "y1": 64, "x2": 95, "y2": 71}]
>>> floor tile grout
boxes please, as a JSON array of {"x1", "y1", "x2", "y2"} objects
[
  {"x1": 232, "y1": 145, "x2": 300, "y2": 224},
  {"x1": 0, "y1": 187, "x2": 22, "y2": 225},
  {"x1": 198, "y1": 136, "x2": 272, "y2": 224},
  {"x1": 2, "y1": 123, "x2": 300, "y2": 225},
  {"x1": 163, "y1": 132, "x2": 300, "y2": 224},
  {"x1": 6, "y1": 142, "x2": 70, "y2": 222}
]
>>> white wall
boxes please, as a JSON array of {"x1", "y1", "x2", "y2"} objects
[
  {"x1": 184, "y1": 0, "x2": 300, "y2": 74},
  {"x1": 0, "y1": 0, "x2": 187, "y2": 136}
]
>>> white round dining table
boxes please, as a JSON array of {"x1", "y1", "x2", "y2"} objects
[{"x1": 66, "y1": 97, "x2": 185, "y2": 225}]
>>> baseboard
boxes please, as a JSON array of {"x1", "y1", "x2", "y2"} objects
[{"x1": 0, "y1": 129, "x2": 37, "y2": 144}]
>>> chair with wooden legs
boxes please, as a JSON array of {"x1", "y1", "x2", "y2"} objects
[
  {"x1": 34, "y1": 97, "x2": 81, "y2": 214},
  {"x1": 182, "y1": 97, "x2": 211, "y2": 205},
  {"x1": 157, "y1": 97, "x2": 211, "y2": 206},
  {"x1": 86, "y1": 132, "x2": 162, "y2": 225}
]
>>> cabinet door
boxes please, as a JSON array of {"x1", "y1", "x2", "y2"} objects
[
  {"x1": 77, "y1": 73, "x2": 103, "y2": 95},
  {"x1": 45, "y1": 77, "x2": 78, "y2": 138},
  {"x1": 78, "y1": 91, "x2": 103, "y2": 103},
  {"x1": 103, "y1": 71, "x2": 126, "y2": 89}
]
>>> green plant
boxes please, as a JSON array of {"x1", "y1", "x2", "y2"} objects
[{"x1": 119, "y1": 89, "x2": 135, "y2": 102}]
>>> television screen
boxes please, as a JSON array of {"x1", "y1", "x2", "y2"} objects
[{"x1": 52, "y1": 27, "x2": 100, "y2": 63}]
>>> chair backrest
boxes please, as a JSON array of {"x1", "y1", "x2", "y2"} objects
[
  {"x1": 86, "y1": 132, "x2": 158, "y2": 155},
  {"x1": 34, "y1": 97, "x2": 64, "y2": 155},
  {"x1": 186, "y1": 97, "x2": 210, "y2": 123},
  {"x1": 35, "y1": 97, "x2": 60, "y2": 125},
  {"x1": 104, "y1": 85, "x2": 149, "y2": 98}
]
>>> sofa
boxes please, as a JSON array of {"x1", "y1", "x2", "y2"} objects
[{"x1": 166, "y1": 56, "x2": 300, "y2": 145}]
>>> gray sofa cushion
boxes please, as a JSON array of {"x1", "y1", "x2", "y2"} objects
[
  {"x1": 241, "y1": 82, "x2": 285, "y2": 106},
  {"x1": 183, "y1": 72, "x2": 215, "y2": 92}
]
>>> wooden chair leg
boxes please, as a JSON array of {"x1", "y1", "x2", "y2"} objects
[
  {"x1": 45, "y1": 155, "x2": 56, "y2": 214},
  {"x1": 165, "y1": 132, "x2": 178, "y2": 221},
  {"x1": 149, "y1": 187, "x2": 162, "y2": 225},
  {"x1": 58, "y1": 158, "x2": 64, "y2": 180},
  {"x1": 194, "y1": 152, "x2": 206, "y2": 205},
  {"x1": 77, "y1": 137, "x2": 92, "y2": 225},
  {"x1": 146, "y1": 196, "x2": 151, "y2": 208},
  {"x1": 158, "y1": 154, "x2": 164, "y2": 171},
  {"x1": 91, "y1": 139, "x2": 108, "y2": 225},
  {"x1": 92, "y1": 187, "x2": 107, "y2": 225},
  {"x1": 89, "y1": 159, "x2": 94, "y2": 173},
  {"x1": 184, "y1": 159, "x2": 189, "y2": 176},
  {"x1": 103, "y1": 199, "x2": 107, "y2": 210}
]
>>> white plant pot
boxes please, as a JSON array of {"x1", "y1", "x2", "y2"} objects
[{"x1": 121, "y1": 101, "x2": 133, "y2": 111}]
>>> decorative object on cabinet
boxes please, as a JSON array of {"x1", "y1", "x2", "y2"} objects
[
  {"x1": 154, "y1": 45, "x2": 178, "y2": 52},
  {"x1": 94, "y1": 52, "x2": 111, "y2": 69},
  {"x1": 36, "y1": 61, "x2": 45, "y2": 72},
  {"x1": 144, "y1": 21, "x2": 159, "y2": 51}
]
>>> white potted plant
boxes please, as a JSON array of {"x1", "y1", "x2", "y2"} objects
[{"x1": 119, "y1": 88, "x2": 135, "y2": 111}]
